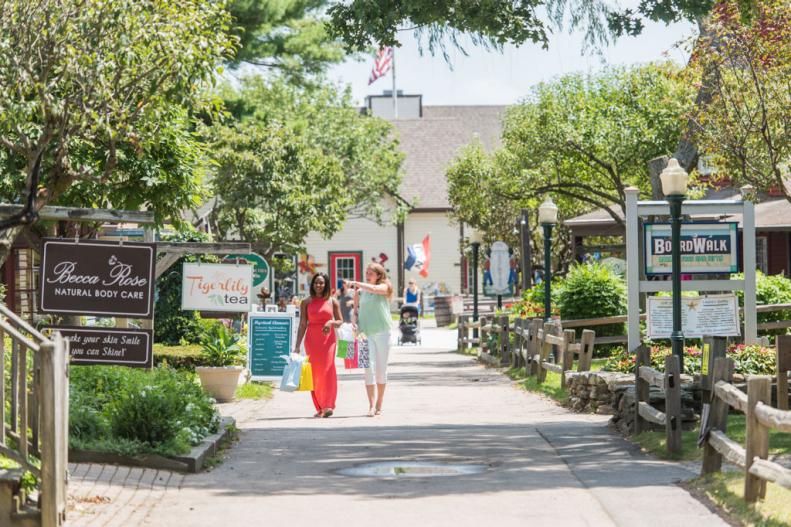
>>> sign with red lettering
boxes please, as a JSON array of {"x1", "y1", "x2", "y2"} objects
[
  {"x1": 181, "y1": 263, "x2": 253, "y2": 312},
  {"x1": 39, "y1": 240, "x2": 155, "y2": 318}
]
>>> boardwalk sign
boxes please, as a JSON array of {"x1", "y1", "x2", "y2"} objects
[
  {"x1": 644, "y1": 222, "x2": 739, "y2": 275},
  {"x1": 181, "y1": 263, "x2": 253, "y2": 312},
  {"x1": 39, "y1": 239, "x2": 155, "y2": 318}
]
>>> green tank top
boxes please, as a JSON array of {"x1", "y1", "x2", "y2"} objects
[{"x1": 358, "y1": 291, "x2": 392, "y2": 336}]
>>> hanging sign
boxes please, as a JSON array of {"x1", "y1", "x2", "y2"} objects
[
  {"x1": 646, "y1": 294, "x2": 741, "y2": 339},
  {"x1": 46, "y1": 326, "x2": 153, "y2": 368},
  {"x1": 222, "y1": 253, "x2": 272, "y2": 303},
  {"x1": 485, "y1": 241, "x2": 514, "y2": 296},
  {"x1": 181, "y1": 263, "x2": 253, "y2": 312},
  {"x1": 248, "y1": 311, "x2": 296, "y2": 379},
  {"x1": 644, "y1": 222, "x2": 739, "y2": 275},
  {"x1": 39, "y1": 239, "x2": 155, "y2": 318}
]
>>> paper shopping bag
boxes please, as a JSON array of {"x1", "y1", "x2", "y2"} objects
[
  {"x1": 357, "y1": 337, "x2": 370, "y2": 368},
  {"x1": 279, "y1": 354, "x2": 303, "y2": 392},
  {"x1": 297, "y1": 360, "x2": 313, "y2": 391},
  {"x1": 344, "y1": 341, "x2": 359, "y2": 369},
  {"x1": 336, "y1": 339, "x2": 348, "y2": 359}
]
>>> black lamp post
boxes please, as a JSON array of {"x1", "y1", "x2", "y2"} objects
[
  {"x1": 469, "y1": 230, "x2": 483, "y2": 339},
  {"x1": 660, "y1": 158, "x2": 690, "y2": 371},
  {"x1": 538, "y1": 197, "x2": 559, "y2": 321}
]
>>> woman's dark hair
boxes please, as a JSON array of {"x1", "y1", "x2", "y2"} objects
[{"x1": 310, "y1": 272, "x2": 331, "y2": 299}]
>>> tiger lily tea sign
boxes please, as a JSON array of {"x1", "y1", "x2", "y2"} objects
[
  {"x1": 181, "y1": 263, "x2": 253, "y2": 312},
  {"x1": 39, "y1": 239, "x2": 155, "y2": 318},
  {"x1": 644, "y1": 222, "x2": 739, "y2": 275}
]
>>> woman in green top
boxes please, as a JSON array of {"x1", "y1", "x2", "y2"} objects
[{"x1": 346, "y1": 262, "x2": 393, "y2": 417}]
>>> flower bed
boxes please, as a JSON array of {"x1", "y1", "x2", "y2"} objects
[
  {"x1": 603, "y1": 344, "x2": 776, "y2": 376},
  {"x1": 70, "y1": 366, "x2": 220, "y2": 458}
]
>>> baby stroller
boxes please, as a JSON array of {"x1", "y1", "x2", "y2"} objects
[{"x1": 397, "y1": 304, "x2": 421, "y2": 345}]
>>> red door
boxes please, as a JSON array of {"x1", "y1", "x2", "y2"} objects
[{"x1": 329, "y1": 252, "x2": 362, "y2": 291}]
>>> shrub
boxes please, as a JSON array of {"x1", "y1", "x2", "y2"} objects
[
  {"x1": 153, "y1": 343, "x2": 204, "y2": 371},
  {"x1": 556, "y1": 263, "x2": 626, "y2": 336},
  {"x1": 199, "y1": 324, "x2": 245, "y2": 367},
  {"x1": 69, "y1": 366, "x2": 220, "y2": 457},
  {"x1": 733, "y1": 271, "x2": 791, "y2": 338},
  {"x1": 603, "y1": 343, "x2": 775, "y2": 376}
]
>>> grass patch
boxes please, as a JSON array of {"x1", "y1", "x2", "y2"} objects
[
  {"x1": 235, "y1": 382, "x2": 273, "y2": 400},
  {"x1": 632, "y1": 414, "x2": 791, "y2": 461},
  {"x1": 507, "y1": 366, "x2": 568, "y2": 404},
  {"x1": 691, "y1": 472, "x2": 791, "y2": 527}
]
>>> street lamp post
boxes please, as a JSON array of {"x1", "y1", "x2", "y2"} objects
[
  {"x1": 660, "y1": 158, "x2": 690, "y2": 372},
  {"x1": 469, "y1": 230, "x2": 483, "y2": 339},
  {"x1": 538, "y1": 197, "x2": 558, "y2": 321}
]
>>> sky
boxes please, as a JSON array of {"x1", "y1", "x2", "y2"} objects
[{"x1": 327, "y1": 16, "x2": 696, "y2": 107}]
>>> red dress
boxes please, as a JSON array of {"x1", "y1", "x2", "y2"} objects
[{"x1": 305, "y1": 297, "x2": 337, "y2": 412}]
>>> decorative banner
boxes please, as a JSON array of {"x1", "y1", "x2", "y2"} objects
[
  {"x1": 484, "y1": 241, "x2": 513, "y2": 297},
  {"x1": 248, "y1": 312, "x2": 296, "y2": 379},
  {"x1": 39, "y1": 239, "x2": 155, "y2": 318},
  {"x1": 644, "y1": 222, "x2": 739, "y2": 275},
  {"x1": 46, "y1": 326, "x2": 153, "y2": 368},
  {"x1": 181, "y1": 263, "x2": 253, "y2": 312},
  {"x1": 647, "y1": 294, "x2": 741, "y2": 339}
]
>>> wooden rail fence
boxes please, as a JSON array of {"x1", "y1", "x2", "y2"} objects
[
  {"x1": 633, "y1": 346, "x2": 683, "y2": 455},
  {"x1": 701, "y1": 356, "x2": 791, "y2": 502},
  {"x1": 458, "y1": 316, "x2": 595, "y2": 389}
]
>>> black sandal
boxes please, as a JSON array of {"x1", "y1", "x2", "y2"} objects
[{"x1": 322, "y1": 409, "x2": 334, "y2": 418}]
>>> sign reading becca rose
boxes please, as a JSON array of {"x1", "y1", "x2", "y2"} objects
[
  {"x1": 181, "y1": 263, "x2": 253, "y2": 312},
  {"x1": 39, "y1": 239, "x2": 155, "y2": 318}
]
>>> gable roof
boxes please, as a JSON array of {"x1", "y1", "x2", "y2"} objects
[{"x1": 390, "y1": 105, "x2": 505, "y2": 210}]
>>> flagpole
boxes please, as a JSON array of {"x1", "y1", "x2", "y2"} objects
[{"x1": 391, "y1": 47, "x2": 398, "y2": 119}]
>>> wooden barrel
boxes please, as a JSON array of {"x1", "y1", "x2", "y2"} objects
[{"x1": 434, "y1": 296, "x2": 454, "y2": 327}]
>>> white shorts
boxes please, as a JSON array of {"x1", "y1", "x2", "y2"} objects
[{"x1": 364, "y1": 331, "x2": 391, "y2": 385}]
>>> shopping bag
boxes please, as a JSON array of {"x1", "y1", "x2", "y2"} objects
[
  {"x1": 336, "y1": 339, "x2": 349, "y2": 359},
  {"x1": 279, "y1": 354, "x2": 303, "y2": 392},
  {"x1": 344, "y1": 341, "x2": 359, "y2": 369},
  {"x1": 357, "y1": 337, "x2": 370, "y2": 368},
  {"x1": 297, "y1": 360, "x2": 313, "y2": 391}
]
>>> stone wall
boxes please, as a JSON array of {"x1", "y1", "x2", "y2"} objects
[{"x1": 565, "y1": 371, "x2": 701, "y2": 435}]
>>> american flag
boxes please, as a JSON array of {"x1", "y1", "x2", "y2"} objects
[{"x1": 368, "y1": 47, "x2": 393, "y2": 85}]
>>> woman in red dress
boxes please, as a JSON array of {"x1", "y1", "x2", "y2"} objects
[{"x1": 294, "y1": 273, "x2": 343, "y2": 418}]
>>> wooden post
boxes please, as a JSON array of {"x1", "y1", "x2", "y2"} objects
[
  {"x1": 0, "y1": 329, "x2": 4, "y2": 446},
  {"x1": 776, "y1": 336, "x2": 791, "y2": 410},
  {"x1": 528, "y1": 318, "x2": 543, "y2": 377},
  {"x1": 578, "y1": 329, "x2": 595, "y2": 372},
  {"x1": 480, "y1": 316, "x2": 489, "y2": 356},
  {"x1": 634, "y1": 345, "x2": 651, "y2": 435},
  {"x1": 744, "y1": 376, "x2": 771, "y2": 502},
  {"x1": 702, "y1": 357, "x2": 734, "y2": 475},
  {"x1": 514, "y1": 318, "x2": 524, "y2": 369},
  {"x1": 561, "y1": 329, "x2": 576, "y2": 389},
  {"x1": 457, "y1": 315, "x2": 467, "y2": 354},
  {"x1": 665, "y1": 355, "x2": 683, "y2": 456},
  {"x1": 499, "y1": 315, "x2": 510, "y2": 366},
  {"x1": 537, "y1": 321, "x2": 553, "y2": 384},
  {"x1": 701, "y1": 336, "x2": 727, "y2": 406}
]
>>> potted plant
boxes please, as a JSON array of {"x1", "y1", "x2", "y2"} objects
[{"x1": 195, "y1": 323, "x2": 246, "y2": 403}]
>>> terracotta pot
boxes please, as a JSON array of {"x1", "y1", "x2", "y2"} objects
[{"x1": 195, "y1": 366, "x2": 243, "y2": 403}]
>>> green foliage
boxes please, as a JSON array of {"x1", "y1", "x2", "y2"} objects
[
  {"x1": 208, "y1": 77, "x2": 403, "y2": 257},
  {"x1": 199, "y1": 324, "x2": 246, "y2": 367},
  {"x1": 691, "y1": 0, "x2": 791, "y2": 201},
  {"x1": 235, "y1": 381, "x2": 273, "y2": 400},
  {"x1": 69, "y1": 366, "x2": 220, "y2": 457},
  {"x1": 154, "y1": 231, "x2": 213, "y2": 345},
  {"x1": 733, "y1": 271, "x2": 791, "y2": 337},
  {"x1": 603, "y1": 343, "x2": 776, "y2": 376},
  {"x1": 0, "y1": 0, "x2": 235, "y2": 231},
  {"x1": 227, "y1": 0, "x2": 345, "y2": 80},
  {"x1": 556, "y1": 263, "x2": 626, "y2": 336},
  {"x1": 153, "y1": 344, "x2": 204, "y2": 371}
]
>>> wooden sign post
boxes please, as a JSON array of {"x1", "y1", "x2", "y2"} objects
[{"x1": 777, "y1": 336, "x2": 791, "y2": 410}]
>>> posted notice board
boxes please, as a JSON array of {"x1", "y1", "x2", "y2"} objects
[{"x1": 248, "y1": 312, "x2": 296, "y2": 380}]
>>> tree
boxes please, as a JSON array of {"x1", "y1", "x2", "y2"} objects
[
  {"x1": 226, "y1": 0, "x2": 346, "y2": 80},
  {"x1": 208, "y1": 78, "x2": 403, "y2": 258},
  {"x1": 0, "y1": 0, "x2": 235, "y2": 264},
  {"x1": 690, "y1": 0, "x2": 791, "y2": 201}
]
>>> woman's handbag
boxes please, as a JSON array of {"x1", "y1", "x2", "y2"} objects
[
  {"x1": 297, "y1": 359, "x2": 313, "y2": 391},
  {"x1": 279, "y1": 354, "x2": 303, "y2": 392}
]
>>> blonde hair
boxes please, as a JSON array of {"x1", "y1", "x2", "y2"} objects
[{"x1": 367, "y1": 263, "x2": 393, "y2": 298}]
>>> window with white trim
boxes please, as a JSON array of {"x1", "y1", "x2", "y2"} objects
[{"x1": 756, "y1": 236, "x2": 769, "y2": 274}]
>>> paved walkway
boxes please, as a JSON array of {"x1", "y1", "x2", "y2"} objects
[{"x1": 67, "y1": 328, "x2": 727, "y2": 526}]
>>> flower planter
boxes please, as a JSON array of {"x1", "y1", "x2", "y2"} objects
[{"x1": 195, "y1": 366, "x2": 243, "y2": 403}]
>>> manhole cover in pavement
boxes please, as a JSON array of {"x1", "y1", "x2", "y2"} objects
[{"x1": 337, "y1": 461, "x2": 487, "y2": 478}]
